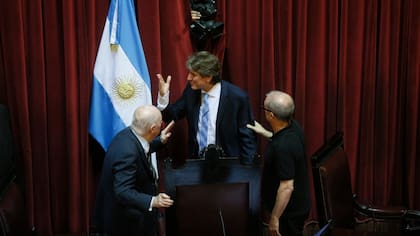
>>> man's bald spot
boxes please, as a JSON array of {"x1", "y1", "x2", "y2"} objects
[
  {"x1": 265, "y1": 90, "x2": 295, "y2": 121},
  {"x1": 132, "y1": 105, "x2": 161, "y2": 133},
  {"x1": 277, "y1": 92, "x2": 293, "y2": 109}
]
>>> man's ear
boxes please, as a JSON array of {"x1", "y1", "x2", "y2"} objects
[
  {"x1": 150, "y1": 124, "x2": 158, "y2": 132},
  {"x1": 204, "y1": 76, "x2": 213, "y2": 83}
]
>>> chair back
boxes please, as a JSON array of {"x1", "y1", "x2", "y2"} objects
[
  {"x1": 313, "y1": 219, "x2": 334, "y2": 236},
  {"x1": 311, "y1": 132, "x2": 355, "y2": 229}
]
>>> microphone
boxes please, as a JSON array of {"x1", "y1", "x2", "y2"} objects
[{"x1": 219, "y1": 209, "x2": 226, "y2": 236}]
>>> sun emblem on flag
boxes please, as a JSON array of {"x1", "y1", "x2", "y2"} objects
[{"x1": 112, "y1": 75, "x2": 144, "y2": 105}]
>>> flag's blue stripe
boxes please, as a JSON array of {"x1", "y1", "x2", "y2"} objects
[
  {"x1": 89, "y1": 78, "x2": 126, "y2": 150},
  {"x1": 118, "y1": 0, "x2": 151, "y2": 90},
  {"x1": 108, "y1": 0, "x2": 117, "y2": 22}
]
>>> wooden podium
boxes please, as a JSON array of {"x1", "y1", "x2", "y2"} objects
[{"x1": 163, "y1": 156, "x2": 262, "y2": 236}]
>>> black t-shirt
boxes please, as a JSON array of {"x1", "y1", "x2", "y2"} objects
[{"x1": 261, "y1": 119, "x2": 311, "y2": 218}]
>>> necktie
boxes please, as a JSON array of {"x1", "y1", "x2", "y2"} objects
[
  {"x1": 197, "y1": 93, "x2": 209, "y2": 153},
  {"x1": 146, "y1": 152, "x2": 158, "y2": 192}
]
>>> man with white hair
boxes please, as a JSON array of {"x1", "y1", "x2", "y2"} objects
[{"x1": 94, "y1": 105, "x2": 175, "y2": 236}]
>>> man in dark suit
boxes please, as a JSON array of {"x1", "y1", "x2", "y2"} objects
[
  {"x1": 93, "y1": 105, "x2": 175, "y2": 236},
  {"x1": 156, "y1": 51, "x2": 257, "y2": 164}
]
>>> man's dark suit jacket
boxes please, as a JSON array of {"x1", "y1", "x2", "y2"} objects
[
  {"x1": 163, "y1": 80, "x2": 257, "y2": 162},
  {"x1": 93, "y1": 127, "x2": 164, "y2": 236}
]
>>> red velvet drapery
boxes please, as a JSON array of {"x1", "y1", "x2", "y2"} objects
[{"x1": 0, "y1": 0, "x2": 419, "y2": 235}]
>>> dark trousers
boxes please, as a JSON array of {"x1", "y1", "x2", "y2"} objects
[{"x1": 262, "y1": 211, "x2": 305, "y2": 236}]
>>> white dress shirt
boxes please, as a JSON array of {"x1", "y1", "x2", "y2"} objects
[
  {"x1": 199, "y1": 83, "x2": 220, "y2": 147},
  {"x1": 130, "y1": 128, "x2": 155, "y2": 211},
  {"x1": 157, "y1": 82, "x2": 221, "y2": 148}
]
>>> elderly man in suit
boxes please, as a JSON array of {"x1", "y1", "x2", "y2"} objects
[
  {"x1": 157, "y1": 51, "x2": 257, "y2": 164},
  {"x1": 94, "y1": 105, "x2": 175, "y2": 236}
]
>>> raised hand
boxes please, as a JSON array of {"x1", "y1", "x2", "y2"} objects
[
  {"x1": 156, "y1": 74, "x2": 171, "y2": 97},
  {"x1": 160, "y1": 120, "x2": 175, "y2": 144}
]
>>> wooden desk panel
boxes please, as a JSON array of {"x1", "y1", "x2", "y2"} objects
[{"x1": 164, "y1": 157, "x2": 262, "y2": 236}]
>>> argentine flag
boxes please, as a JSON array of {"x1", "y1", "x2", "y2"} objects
[{"x1": 89, "y1": 0, "x2": 152, "y2": 150}]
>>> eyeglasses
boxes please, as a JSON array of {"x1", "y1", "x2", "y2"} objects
[
  {"x1": 261, "y1": 106, "x2": 272, "y2": 113},
  {"x1": 261, "y1": 106, "x2": 281, "y2": 120}
]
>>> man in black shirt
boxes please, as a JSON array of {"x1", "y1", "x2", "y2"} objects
[{"x1": 248, "y1": 90, "x2": 310, "y2": 236}]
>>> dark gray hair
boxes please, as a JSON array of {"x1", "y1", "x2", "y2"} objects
[{"x1": 186, "y1": 51, "x2": 221, "y2": 83}]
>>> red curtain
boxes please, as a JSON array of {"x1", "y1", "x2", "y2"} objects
[{"x1": 0, "y1": 0, "x2": 419, "y2": 235}]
